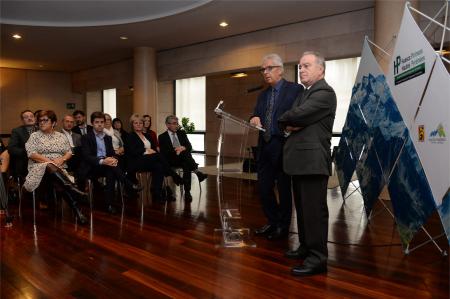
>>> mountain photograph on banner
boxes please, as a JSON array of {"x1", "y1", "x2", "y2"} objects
[
  {"x1": 335, "y1": 39, "x2": 384, "y2": 211},
  {"x1": 387, "y1": 3, "x2": 450, "y2": 244}
]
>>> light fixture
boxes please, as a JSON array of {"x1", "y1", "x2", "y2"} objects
[
  {"x1": 219, "y1": 21, "x2": 228, "y2": 28},
  {"x1": 12, "y1": 34, "x2": 22, "y2": 39},
  {"x1": 231, "y1": 72, "x2": 247, "y2": 78},
  {"x1": 120, "y1": 36, "x2": 128, "y2": 40},
  {"x1": 38, "y1": 65, "x2": 44, "y2": 68}
]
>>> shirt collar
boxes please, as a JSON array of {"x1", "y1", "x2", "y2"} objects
[
  {"x1": 95, "y1": 131, "x2": 105, "y2": 138},
  {"x1": 272, "y1": 78, "x2": 284, "y2": 93}
]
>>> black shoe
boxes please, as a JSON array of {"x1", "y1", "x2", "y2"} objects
[
  {"x1": 172, "y1": 174, "x2": 183, "y2": 186},
  {"x1": 107, "y1": 205, "x2": 118, "y2": 214},
  {"x1": 184, "y1": 192, "x2": 192, "y2": 202},
  {"x1": 285, "y1": 247, "x2": 309, "y2": 259},
  {"x1": 254, "y1": 224, "x2": 275, "y2": 235},
  {"x1": 131, "y1": 184, "x2": 143, "y2": 192},
  {"x1": 74, "y1": 208, "x2": 88, "y2": 224},
  {"x1": 196, "y1": 171, "x2": 208, "y2": 182},
  {"x1": 151, "y1": 191, "x2": 166, "y2": 203},
  {"x1": 266, "y1": 227, "x2": 289, "y2": 240},
  {"x1": 291, "y1": 264, "x2": 327, "y2": 277}
]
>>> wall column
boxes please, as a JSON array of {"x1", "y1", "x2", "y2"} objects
[
  {"x1": 133, "y1": 47, "x2": 158, "y2": 126},
  {"x1": 374, "y1": 0, "x2": 419, "y2": 73}
]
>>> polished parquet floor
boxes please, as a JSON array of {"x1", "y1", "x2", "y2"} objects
[{"x1": 1, "y1": 168, "x2": 449, "y2": 298}]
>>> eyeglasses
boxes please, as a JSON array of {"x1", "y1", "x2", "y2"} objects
[
  {"x1": 259, "y1": 65, "x2": 281, "y2": 73},
  {"x1": 169, "y1": 122, "x2": 179, "y2": 125},
  {"x1": 38, "y1": 118, "x2": 50, "y2": 123}
]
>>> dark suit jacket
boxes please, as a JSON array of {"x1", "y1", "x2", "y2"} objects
[
  {"x1": 125, "y1": 132, "x2": 157, "y2": 171},
  {"x1": 252, "y1": 79, "x2": 302, "y2": 164},
  {"x1": 72, "y1": 125, "x2": 93, "y2": 136},
  {"x1": 81, "y1": 131, "x2": 115, "y2": 167},
  {"x1": 278, "y1": 79, "x2": 337, "y2": 176},
  {"x1": 8, "y1": 125, "x2": 33, "y2": 176},
  {"x1": 158, "y1": 130, "x2": 192, "y2": 162}
]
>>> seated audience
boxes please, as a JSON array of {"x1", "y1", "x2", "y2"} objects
[
  {"x1": 79, "y1": 111, "x2": 141, "y2": 214},
  {"x1": 72, "y1": 110, "x2": 93, "y2": 136},
  {"x1": 104, "y1": 114, "x2": 125, "y2": 156},
  {"x1": 142, "y1": 114, "x2": 159, "y2": 150},
  {"x1": 158, "y1": 115, "x2": 207, "y2": 201},
  {"x1": 112, "y1": 117, "x2": 129, "y2": 144},
  {"x1": 9, "y1": 110, "x2": 36, "y2": 179},
  {"x1": 125, "y1": 114, "x2": 182, "y2": 202},
  {"x1": 23, "y1": 110, "x2": 88, "y2": 224},
  {"x1": 0, "y1": 137, "x2": 13, "y2": 226}
]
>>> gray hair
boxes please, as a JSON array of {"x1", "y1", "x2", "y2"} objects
[
  {"x1": 302, "y1": 51, "x2": 326, "y2": 73},
  {"x1": 262, "y1": 53, "x2": 284, "y2": 72},
  {"x1": 165, "y1": 115, "x2": 178, "y2": 124}
]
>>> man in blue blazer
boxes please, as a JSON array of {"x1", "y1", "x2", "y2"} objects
[
  {"x1": 79, "y1": 111, "x2": 140, "y2": 214},
  {"x1": 250, "y1": 53, "x2": 303, "y2": 240}
]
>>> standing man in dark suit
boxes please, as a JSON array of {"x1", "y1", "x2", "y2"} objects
[
  {"x1": 8, "y1": 110, "x2": 36, "y2": 178},
  {"x1": 72, "y1": 110, "x2": 93, "y2": 136},
  {"x1": 250, "y1": 53, "x2": 303, "y2": 240},
  {"x1": 158, "y1": 115, "x2": 207, "y2": 202},
  {"x1": 79, "y1": 111, "x2": 140, "y2": 214},
  {"x1": 279, "y1": 51, "x2": 336, "y2": 276}
]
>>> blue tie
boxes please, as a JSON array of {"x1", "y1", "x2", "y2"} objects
[{"x1": 264, "y1": 88, "x2": 275, "y2": 142}]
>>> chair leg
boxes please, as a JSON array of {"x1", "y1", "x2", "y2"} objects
[
  {"x1": 32, "y1": 190, "x2": 37, "y2": 232},
  {"x1": 87, "y1": 179, "x2": 93, "y2": 211},
  {"x1": 18, "y1": 177, "x2": 22, "y2": 218}
]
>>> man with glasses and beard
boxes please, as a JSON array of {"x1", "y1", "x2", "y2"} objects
[{"x1": 250, "y1": 53, "x2": 303, "y2": 240}]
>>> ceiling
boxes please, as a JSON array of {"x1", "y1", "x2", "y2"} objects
[{"x1": 0, "y1": 0, "x2": 374, "y2": 72}]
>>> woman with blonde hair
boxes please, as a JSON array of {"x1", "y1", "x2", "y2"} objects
[{"x1": 125, "y1": 114, "x2": 182, "y2": 202}]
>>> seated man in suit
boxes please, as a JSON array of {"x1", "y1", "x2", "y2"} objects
[
  {"x1": 72, "y1": 110, "x2": 93, "y2": 136},
  {"x1": 79, "y1": 111, "x2": 141, "y2": 214},
  {"x1": 8, "y1": 110, "x2": 36, "y2": 179},
  {"x1": 158, "y1": 115, "x2": 207, "y2": 202},
  {"x1": 60, "y1": 115, "x2": 82, "y2": 176}
]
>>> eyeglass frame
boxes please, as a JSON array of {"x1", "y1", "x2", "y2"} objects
[
  {"x1": 259, "y1": 65, "x2": 282, "y2": 73},
  {"x1": 38, "y1": 118, "x2": 50, "y2": 124}
]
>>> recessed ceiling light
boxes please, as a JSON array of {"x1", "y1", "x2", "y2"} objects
[
  {"x1": 231, "y1": 72, "x2": 247, "y2": 78},
  {"x1": 120, "y1": 36, "x2": 128, "y2": 40},
  {"x1": 219, "y1": 22, "x2": 228, "y2": 28},
  {"x1": 12, "y1": 34, "x2": 22, "y2": 39}
]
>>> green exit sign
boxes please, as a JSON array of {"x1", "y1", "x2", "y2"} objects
[{"x1": 66, "y1": 103, "x2": 76, "y2": 109}]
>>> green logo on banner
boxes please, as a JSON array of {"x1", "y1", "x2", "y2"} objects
[{"x1": 393, "y1": 49, "x2": 426, "y2": 85}]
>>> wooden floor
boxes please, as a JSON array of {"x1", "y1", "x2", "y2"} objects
[{"x1": 1, "y1": 171, "x2": 449, "y2": 298}]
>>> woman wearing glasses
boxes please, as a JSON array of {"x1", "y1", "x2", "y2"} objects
[{"x1": 24, "y1": 110, "x2": 88, "y2": 224}]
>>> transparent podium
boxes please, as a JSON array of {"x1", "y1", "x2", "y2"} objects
[{"x1": 213, "y1": 101, "x2": 264, "y2": 247}]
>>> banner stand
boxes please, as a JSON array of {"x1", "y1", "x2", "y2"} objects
[
  {"x1": 344, "y1": 36, "x2": 449, "y2": 256},
  {"x1": 342, "y1": 180, "x2": 362, "y2": 203}
]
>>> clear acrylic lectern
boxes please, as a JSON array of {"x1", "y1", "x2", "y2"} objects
[{"x1": 213, "y1": 101, "x2": 264, "y2": 247}]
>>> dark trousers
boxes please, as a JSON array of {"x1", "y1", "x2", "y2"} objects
[
  {"x1": 168, "y1": 151, "x2": 197, "y2": 192},
  {"x1": 79, "y1": 164, "x2": 126, "y2": 206},
  {"x1": 292, "y1": 174, "x2": 329, "y2": 267},
  {"x1": 257, "y1": 139, "x2": 292, "y2": 230},
  {"x1": 128, "y1": 153, "x2": 165, "y2": 195}
]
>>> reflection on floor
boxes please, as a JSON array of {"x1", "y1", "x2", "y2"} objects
[{"x1": 1, "y1": 162, "x2": 448, "y2": 298}]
